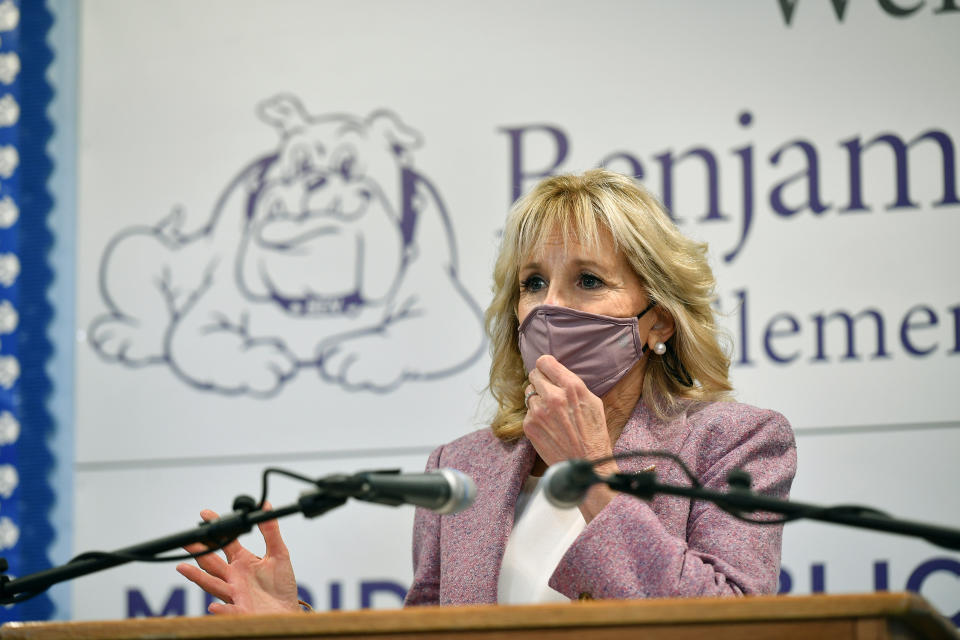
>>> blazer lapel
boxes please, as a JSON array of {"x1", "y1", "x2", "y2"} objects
[
  {"x1": 445, "y1": 435, "x2": 536, "y2": 603},
  {"x1": 613, "y1": 401, "x2": 690, "y2": 473}
]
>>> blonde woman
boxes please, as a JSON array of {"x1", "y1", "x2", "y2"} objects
[{"x1": 178, "y1": 169, "x2": 796, "y2": 611}]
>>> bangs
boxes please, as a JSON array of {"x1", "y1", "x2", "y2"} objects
[{"x1": 513, "y1": 187, "x2": 619, "y2": 262}]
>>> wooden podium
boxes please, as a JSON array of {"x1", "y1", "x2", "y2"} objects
[{"x1": 1, "y1": 592, "x2": 956, "y2": 639}]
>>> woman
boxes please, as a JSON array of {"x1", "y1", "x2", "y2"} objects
[{"x1": 177, "y1": 169, "x2": 796, "y2": 612}]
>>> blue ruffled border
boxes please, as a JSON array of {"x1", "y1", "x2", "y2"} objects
[{"x1": 0, "y1": 0, "x2": 56, "y2": 622}]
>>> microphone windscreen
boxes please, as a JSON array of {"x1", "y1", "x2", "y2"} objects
[
  {"x1": 543, "y1": 460, "x2": 596, "y2": 509},
  {"x1": 435, "y1": 468, "x2": 477, "y2": 514}
]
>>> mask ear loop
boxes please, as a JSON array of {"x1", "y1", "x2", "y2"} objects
[
  {"x1": 635, "y1": 299, "x2": 693, "y2": 387},
  {"x1": 636, "y1": 300, "x2": 657, "y2": 355},
  {"x1": 635, "y1": 300, "x2": 657, "y2": 320}
]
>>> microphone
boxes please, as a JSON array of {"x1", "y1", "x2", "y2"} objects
[
  {"x1": 318, "y1": 468, "x2": 477, "y2": 514},
  {"x1": 543, "y1": 459, "x2": 601, "y2": 508}
]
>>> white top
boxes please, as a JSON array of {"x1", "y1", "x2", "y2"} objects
[{"x1": 496, "y1": 475, "x2": 587, "y2": 604}]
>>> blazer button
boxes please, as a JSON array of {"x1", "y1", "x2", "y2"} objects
[{"x1": 578, "y1": 592, "x2": 593, "y2": 601}]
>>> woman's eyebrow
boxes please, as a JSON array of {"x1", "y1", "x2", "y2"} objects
[{"x1": 568, "y1": 258, "x2": 610, "y2": 271}]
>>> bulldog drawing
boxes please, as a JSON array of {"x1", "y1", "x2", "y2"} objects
[{"x1": 90, "y1": 95, "x2": 485, "y2": 396}]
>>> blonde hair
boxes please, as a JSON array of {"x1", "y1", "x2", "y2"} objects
[{"x1": 485, "y1": 169, "x2": 732, "y2": 441}]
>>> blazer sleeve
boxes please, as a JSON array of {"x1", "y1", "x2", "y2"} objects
[
  {"x1": 403, "y1": 444, "x2": 444, "y2": 606},
  {"x1": 549, "y1": 408, "x2": 797, "y2": 599}
]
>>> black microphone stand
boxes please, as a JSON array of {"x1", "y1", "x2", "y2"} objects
[
  {"x1": 0, "y1": 489, "x2": 347, "y2": 605},
  {"x1": 597, "y1": 465, "x2": 960, "y2": 551}
]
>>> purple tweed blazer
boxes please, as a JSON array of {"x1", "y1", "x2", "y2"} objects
[{"x1": 404, "y1": 399, "x2": 797, "y2": 606}]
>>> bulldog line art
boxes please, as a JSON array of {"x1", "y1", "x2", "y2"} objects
[{"x1": 89, "y1": 94, "x2": 486, "y2": 396}]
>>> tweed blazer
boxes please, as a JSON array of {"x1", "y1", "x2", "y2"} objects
[{"x1": 404, "y1": 399, "x2": 797, "y2": 606}]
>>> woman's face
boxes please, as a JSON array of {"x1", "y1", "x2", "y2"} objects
[{"x1": 516, "y1": 227, "x2": 650, "y2": 325}]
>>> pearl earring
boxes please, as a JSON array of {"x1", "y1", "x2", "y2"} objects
[{"x1": 654, "y1": 342, "x2": 667, "y2": 355}]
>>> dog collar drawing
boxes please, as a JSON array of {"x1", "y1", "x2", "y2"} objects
[{"x1": 89, "y1": 95, "x2": 486, "y2": 396}]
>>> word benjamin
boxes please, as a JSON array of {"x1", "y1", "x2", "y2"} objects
[{"x1": 500, "y1": 112, "x2": 959, "y2": 263}]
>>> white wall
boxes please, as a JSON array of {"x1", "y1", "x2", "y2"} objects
[{"x1": 55, "y1": 0, "x2": 960, "y2": 622}]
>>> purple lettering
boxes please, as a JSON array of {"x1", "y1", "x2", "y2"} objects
[
  {"x1": 951, "y1": 304, "x2": 960, "y2": 353},
  {"x1": 127, "y1": 587, "x2": 186, "y2": 618},
  {"x1": 360, "y1": 580, "x2": 408, "y2": 609},
  {"x1": 734, "y1": 288, "x2": 754, "y2": 366},
  {"x1": 778, "y1": 567, "x2": 793, "y2": 594},
  {"x1": 811, "y1": 563, "x2": 826, "y2": 593},
  {"x1": 297, "y1": 585, "x2": 314, "y2": 609},
  {"x1": 769, "y1": 139, "x2": 831, "y2": 216},
  {"x1": 900, "y1": 305, "x2": 939, "y2": 356},
  {"x1": 329, "y1": 581, "x2": 342, "y2": 610},
  {"x1": 906, "y1": 558, "x2": 960, "y2": 625},
  {"x1": 654, "y1": 146, "x2": 728, "y2": 224},
  {"x1": 725, "y1": 110, "x2": 755, "y2": 262},
  {"x1": 811, "y1": 309, "x2": 890, "y2": 361},
  {"x1": 874, "y1": 560, "x2": 889, "y2": 591},
  {"x1": 499, "y1": 125, "x2": 569, "y2": 203},
  {"x1": 764, "y1": 313, "x2": 802, "y2": 364},
  {"x1": 841, "y1": 130, "x2": 958, "y2": 212}
]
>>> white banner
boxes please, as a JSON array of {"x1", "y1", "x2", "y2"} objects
[{"x1": 72, "y1": 0, "x2": 960, "y2": 622}]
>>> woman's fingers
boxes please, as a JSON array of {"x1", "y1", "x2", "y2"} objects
[
  {"x1": 195, "y1": 549, "x2": 231, "y2": 578},
  {"x1": 533, "y1": 354, "x2": 585, "y2": 391},
  {"x1": 528, "y1": 367, "x2": 580, "y2": 428},
  {"x1": 208, "y1": 601, "x2": 236, "y2": 615},
  {"x1": 176, "y1": 505, "x2": 301, "y2": 614},
  {"x1": 219, "y1": 537, "x2": 249, "y2": 564},
  {"x1": 176, "y1": 562, "x2": 233, "y2": 602},
  {"x1": 525, "y1": 356, "x2": 611, "y2": 466},
  {"x1": 182, "y1": 540, "x2": 231, "y2": 578},
  {"x1": 192, "y1": 509, "x2": 249, "y2": 565},
  {"x1": 526, "y1": 368, "x2": 559, "y2": 401},
  {"x1": 200, "y1": 509, "x2": 220, "y2": 522},
  {"x1": 258, "y1": 502, "x2": 290, "y2": 560},
  {"x1": 529, "y1": 360, "x2": 587, "y2": 407},
  {"x1": 183, "y1": 541, "x2": 208, "y2": 555}
]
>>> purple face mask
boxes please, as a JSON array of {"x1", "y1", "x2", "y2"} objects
[{"x1": 518, "y1": 302, "x2": 657, "y2": 397}]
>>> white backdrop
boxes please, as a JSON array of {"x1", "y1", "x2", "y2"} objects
[{"x1": 71, "y1": 0, "x2": 960, "y2": 622}]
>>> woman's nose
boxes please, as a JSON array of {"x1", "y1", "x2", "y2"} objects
[{"x1": 542, "y1": 285, "x2": 567, "y2": 308}]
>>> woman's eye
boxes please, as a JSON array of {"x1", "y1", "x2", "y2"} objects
[
  {"x1": 521, "y1": 275, "x2": 546, "y2": 292},
  {"x1": 580, "y1": 273, "x2": 604, "y2": 289}
]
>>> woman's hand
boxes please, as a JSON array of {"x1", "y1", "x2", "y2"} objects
[
  {"x1": 523, "y1": 355, "x2": 621, "y2": 522},
  {"x1": 176, "y1": 503, "x2": 302, "y2": 614}
]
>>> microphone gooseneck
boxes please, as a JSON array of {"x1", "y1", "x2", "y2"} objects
[{"x1": 0, "y1": 465, "x2": 478, "y2": 606}]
